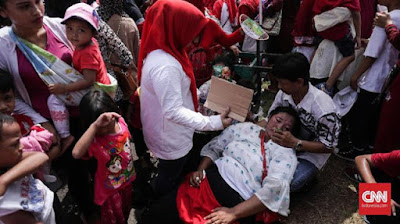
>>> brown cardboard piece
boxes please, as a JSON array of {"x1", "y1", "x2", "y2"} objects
[{"x1": 204, "y1": 76, "x2": 254, "y2": 122}]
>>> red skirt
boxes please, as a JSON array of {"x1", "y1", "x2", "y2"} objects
[
  {"x1": 176, "y1": 175, "x2": 240, "y2": 224},
  {"x1": 101, "y1": 184, "x2": 133, "y2": 224},
  {"x1": 176, "y1": 175, "x2": 283, "y2": 224}
]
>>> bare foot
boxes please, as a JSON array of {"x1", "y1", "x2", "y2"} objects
[{"x1": 61, "y1": 135, "x2": 75, "y2": 154}]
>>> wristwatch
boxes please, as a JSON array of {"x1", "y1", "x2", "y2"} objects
[{"x1": 294, "y1": 140, "x2": 303, "y2": 151}]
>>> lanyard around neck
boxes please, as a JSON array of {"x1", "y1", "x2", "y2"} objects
[{"x1": 260, "y1": 130, "x2": 267, "y2": 184}]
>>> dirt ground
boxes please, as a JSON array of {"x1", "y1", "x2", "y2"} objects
[{"x1": 287, "y1": 155, "x2": 364, "y2": 224}]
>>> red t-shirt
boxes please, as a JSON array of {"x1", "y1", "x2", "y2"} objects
[
  {"x1": 371, "y1": 150, "x2": 400, "y2": 178},
  {"x1": 72, "y1": 38, "x2": 110, "y2": 85},
  {"x1": 88, "y1": 118, "x2": 136, "y2": 205}
]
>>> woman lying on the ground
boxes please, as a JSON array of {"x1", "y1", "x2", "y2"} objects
[{"x1": 177, "y1": 106, "x2": 301, "y2": 224}]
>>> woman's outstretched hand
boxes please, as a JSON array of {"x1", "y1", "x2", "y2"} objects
[
  {"x1": 204, "y1": 207, "x2": 237, "y2": 224},
  {"x1": 220, "y1": 107, "x2": 233, "y2": 128}
]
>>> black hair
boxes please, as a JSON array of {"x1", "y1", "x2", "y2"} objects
[
  {"x1": 79, "y1": 89, "x2": 120, "y2": 130},
  {"x1": 0, "y1": 70, "x2": 15, "y2": 94},
  {"x1": 213, "y1": 50, "x2": 235, "y2": 70},
  {"x1": 268, "y1": 106, "x2": 301, "y2": 137},
  {"x1": 106, "y1": 154, "x2": 122, "y2": 168},
  {"x1": 45, "y1": 0, "x2": 80, "y2": 18},
  {"x1": 86, "y1": 0, "x2": 95, "y2": 5},
  {"x1": 0, "y1": 0, "x2": 6, "y2": 8},
  {"x1": 0, "y1": 0, "x2": 11, "y2": 27},
  {"x1": 0, "y1": 113, "x2": 15, "y2": 141},
  {"x1": 272, "y1": 52, "x2": 310, "y2": 85}
]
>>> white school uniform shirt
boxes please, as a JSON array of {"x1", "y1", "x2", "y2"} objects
[
  {"x1": 267, "y1": 85, "x2": 341, "y2": 169},
  {"x1": 220, "y1": 2, "x2": 233, "y2": 34},
  {"x1": 140, "y1": 49, "x2": 223, "y2": 160},
  {"x1": 0, "y1": 175, "x2": 55, "y2": 224},
  {"x1": 358, "y1": 10, "x2": 400, "y2": 93},
  {"x1": 201, "y1": 122, "x2": 297, "y2": 216}
]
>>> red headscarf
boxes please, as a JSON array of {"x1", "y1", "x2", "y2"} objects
[
  {"x1": 292, "y1": 0, "x2": 316, "y2": 38},
  {"x1": 186, "y1": 0, "x2": 206, "y2": 13},
  {"x1": 213, "y1": 0, "x2": 238, "y2": 24},
  {"x1": 238, "y1": 0, "x2": 259, "y2": 18},
  {"x1": 204, "y1": 0, "x2": 217, "y2": 12},
  {"x1": 138, "y1": 0, "x2": 209, "y2": 110}
]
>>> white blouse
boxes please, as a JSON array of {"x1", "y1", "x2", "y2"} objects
[
  {"x1": 201, "y1": 122, "x2": 297, "y2": 216},
  {"x1": 140, "y1": 50, "x2": 223, "y2": 160}
]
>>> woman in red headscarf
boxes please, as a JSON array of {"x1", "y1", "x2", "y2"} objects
[
  {"x1": 213, "y1": 0, "x2": 238, "y2": 33},
  {"x1": 138, "y1": 0, "x2": 233, "y2": 198},
  {"x1": 149, "y1": 0, "x2": 244, "y2": 86},
  {"x1": 238, "y1": 0, "x2": 259, "y2": 18}
]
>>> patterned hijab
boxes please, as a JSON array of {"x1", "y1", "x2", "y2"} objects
[{"x1": 97, "y1": 0, "x2": 129, "y2": 22}]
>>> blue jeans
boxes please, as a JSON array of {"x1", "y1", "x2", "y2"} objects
[{"x1": 290, "y1": 158, "x2": 318, "y2": 192}]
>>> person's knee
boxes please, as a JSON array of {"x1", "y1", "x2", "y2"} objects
[{"x1": 290, "y1": 159, "x2": 318, "y2": 192}]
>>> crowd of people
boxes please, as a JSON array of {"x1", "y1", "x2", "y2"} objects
[{"x1": 0, "y1": 0, "x2": 399, "y2": 223}]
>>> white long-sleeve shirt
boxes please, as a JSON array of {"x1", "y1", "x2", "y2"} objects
[{"x1": 140, "y1": 50, "x2": 223, "y2": 160}]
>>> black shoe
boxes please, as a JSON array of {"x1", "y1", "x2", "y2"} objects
[
  {"x1": 344, "y1": 167, "x2": 363, "y2": 183},
  {"x1": 134, "y1": 206, "x2": 150, "y2": 224}
]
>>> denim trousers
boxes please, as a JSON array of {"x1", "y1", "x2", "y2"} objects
[{"x1": 290, "y1": 158, "x2": 319, "y2": 192}]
